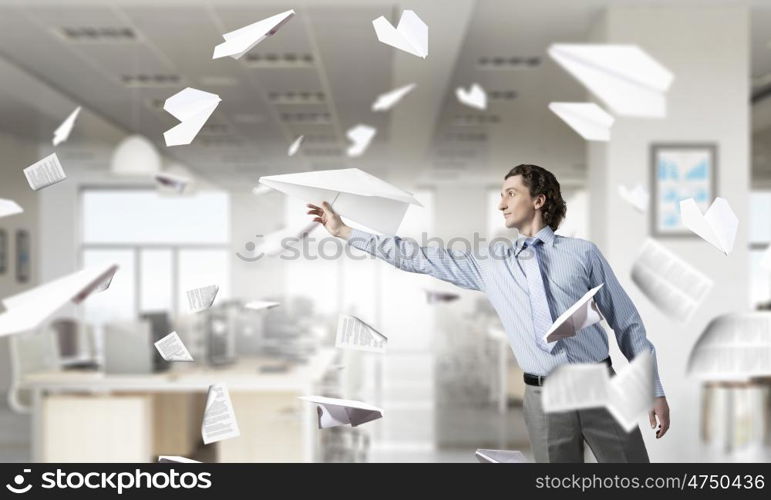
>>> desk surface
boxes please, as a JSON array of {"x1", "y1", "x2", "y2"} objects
[{"x1": 21, "y1": 349, "x2": 337, "y2": 393}]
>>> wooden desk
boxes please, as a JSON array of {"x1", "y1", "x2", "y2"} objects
[{"x1": 20, "y1": 350, "x2": 336, "y2": 463}]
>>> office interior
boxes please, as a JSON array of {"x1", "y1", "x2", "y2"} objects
[{"x1": 0, "y1": 0, "x2": 769, "y2": 463}]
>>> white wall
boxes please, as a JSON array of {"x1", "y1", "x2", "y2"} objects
[{"x1": 588, "y1": 6, "x2": 750, "y2": 461}]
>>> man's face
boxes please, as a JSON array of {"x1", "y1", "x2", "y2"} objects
[{"x1": 498, "y1": 175, "x2": 542, "y2": 229}]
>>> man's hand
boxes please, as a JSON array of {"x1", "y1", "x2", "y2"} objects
[
  {"x1": 307, "y1": 202, "x2": 351, "y2": 239},
  {"x1": 648, "y1": 396, "x2": 670, "y2": 439}
]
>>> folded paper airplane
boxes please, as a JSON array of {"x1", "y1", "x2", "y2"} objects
[
  {"x1": 299, "y1": 396, "x2": 383, "y2": 428},
  {"x1": 155, "y1": 172, "x2": 190, "y2": 193},
  {"x1": 543, "y1": 284, "x2": 605, "y2": 343},
  {"x1": 372, "y1": 9, "x2": 428, "y2": 58},
  {"x1": 680, "y1": 197, "x2": 738, "y2": 255},
  {"x1": 618, "y1": 184, "x2": 649, "y2": 213},
  {"x1": 0, "y1": 199, "x2": 23, "y2": 219},
  {"x1": 244, "y1": 300, "x2": 280, "y2": 311},
  {"x1": 346, "y1": 124, "x2": 377, "y2": 157},
  {"x1": 212, "y1": 10, "x2": 295, "y2": 60},
  {"x1": 52, "y1": 106, "x2": 81, "y2": 146},
  {"x1": 456, "y1": 83, "x2": 487, "y2": 110},
  {"x1": 163, "y1": 87, "x2": 221, "y2": 147},
  {"x1": 372, "y1": 83, "x2": 416, "y2": 112},
  {"x1": 549, "y1": 102, "x2": 614, "y2": 141},
  {"x1": 288, "y1": 135, "x2": 304, "y2": 156},
  {"x1": 475, "y1": 449, "x2": 527, "y2": 463}
]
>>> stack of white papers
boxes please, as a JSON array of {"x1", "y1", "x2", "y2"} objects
[
  {"x1": 346, "y1": 124, "x2": 377, "y2": 157},
  {"x1": 163, "y1": 88, "x2": 221, "y2": 147},
  {"x1": 680, "y1": 197, "x2": 738, "y2": 255},
  {"x1": 244, "y1": 300, "x2": 280, "y2": 311},
  {"x1": 618, "y1": 184, "x2": 649, "y2": 213},
  {"x1": 372, "y1": 83, "x2": 416, "y2": 112},
  {"x1": 158, "y1": 456, "x2": 201, "y2": 463},
  {"x1": 155, "y1": 172, "x2": 190, "y2": 193},
  {"x1": 24, "y1": 153, "x2": 67, "y2": 191},
  {"x1": 258, "y1": 168, "x2": 423, "y2": 235},
  {"x1": 549, "y1": 102, "x2": 614, "y2": 141},
  {"x1": 475, "y1": 449, "x2": 527, "y2": 463},
  {"x1": 631, "y1": 239, "x2": 713, "y2": 322},
  {"x1": 543, "y1": 350, "x2": 654, "y2": 432},
  {"x1": 372, "y1": 10, "x2": 428, "y2": 58},
  {"x1": 186, "y1": 285, "x2": 219, "y2": 313},
  {"x1": 212, "y1": 10, "x2": 295, "y2": 60},
  {"x1": 0, "y1": 199, "x2": 23, "y2": 219},
  {"x1": 687, "y1": 313, "x2": 771, "y2": 379},
  {"x1": 0, "y1": 263, "x2": 118, "y2": 336},
  {"x1": 287, "y1": 135, "x2": 304, "y2": 156},
  {"x1": 456, "y1": 83, "x2": 487, "y2": 110},
  {"x1": 154, "y1": 331, "x2": 193, "y2": 362},
  {"x1": 548, "y1": 44, "x2": 674, "y2": 118},
  {"x1": 335, "y1": 314, "x2": 387, "y2": 353},
  {"x1": 52, "y1": 106, "x2": 81, "y2": 146},
  {"x1": 299, "y1": 396, "x2": 383, "y2": 428},
  {"x1": 543, "y1": 284, "x2": 604, "y2": 343},
  {"x1": 202, "y1": 384, "x2": 240, "y2": 444}
]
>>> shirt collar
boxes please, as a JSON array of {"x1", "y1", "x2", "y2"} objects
[{"x1": 514, "y1": 225, "x2": 556, "y2": 252}]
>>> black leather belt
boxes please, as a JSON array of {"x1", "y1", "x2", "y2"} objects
[{"x1": 524, "y1": 357, "x2": 612, "y2": 387}]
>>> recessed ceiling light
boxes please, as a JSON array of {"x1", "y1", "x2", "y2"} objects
[
  {"x1": 477, "y1": 56, "x2": 541, "y2": 70},
  {"x1": 243, "y1": 52, "x2": 314, "y2": 68},
  {"x1": 121, "y1": 74, "x2": 181, "y2": 88},
  {"x1": 58, "y1": 26, "x2": 137, "y2": 42}
]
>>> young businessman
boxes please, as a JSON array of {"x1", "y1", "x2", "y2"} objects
[{"x1": 306, "y1": 163, "x2": 670, "y2": 463}]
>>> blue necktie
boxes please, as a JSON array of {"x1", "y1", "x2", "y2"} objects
[{"x1": 519, "y1": 237, "x2": 556, "y2": 353}]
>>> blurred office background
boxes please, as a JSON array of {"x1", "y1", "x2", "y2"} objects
[{"x1": 0, "y1": 0, "x2": 769, "y2": 462}]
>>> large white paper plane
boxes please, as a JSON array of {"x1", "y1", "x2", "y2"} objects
[
  {"x1": 24, "y1": 153, "x2": 67, "y2": 191},
  {"x1": 288, "y1": 135, "x2": 304, "y2": 156},
  {"x1": 258, "y1": 167, "x2": 423, "y2": 235},
  {"x1": 543, "y1": 350, "x2": 654, "y2": 432},
  {"x1": 336, "y1": 314, "x2": 387, "y2": 353},
  {"x1": 549, "y1": 102, "x2": 614, "y2": 141},
  {"x1": 163, "y1": 88, "x2": 221, "y2": 147},
  {"x1": 475, "y1": 449, "x2": 527, "y2": 463},
  {"x1": 52, "y1": 106, "x2": 81, "y2": 146},
  {"x1": 456, "y1": 83, "x2": 487, "y2": 110},
  {"x1": 0, "y1": 199, "x2": 23, "y2": 219},
  {"x1": 0, "y1": 262, "x2": 117, "y2": 336},
  {"x1": 680, "y1": 197, "x2": 738, "y2": 255},
  {"x1": 186, "y1": 285, "x2": 219, "y2": 313},
  {"x1": 544, "y1": 284, "x2": 604, "y2": 343},
  {"x1": 201, "y1": 384, "x2": 240, "y2": 444},
  {"x1": 244, "y1": 300, "x2": 280, "y2": 311},
  {"x1": 424, "y1": 289, "x2": 460, "y2": 304},
  {"x1": 213, "y1": 10, "x2": 295, "y2": 60},
  {"x1": 372, "y1": 83, "x2": 416, "y2": 112},
  {"x1": 618, "y1": 183, "x2": 649, "y2": 213},
  {"x1": 299, "y1": 396, "x2": 383, "y2": 428},
  {"x1": 372, "y1": 10, "x2": 428, "y2": 58},
  {"x1": 548, "y1": 44, "x2": 674, "y2": 118},
  {"x1": 158, "y1": 456, "x2": 201, "y2": 463},
  {"x1": 346, "y1": 124, "x2": 377, "y2": 157},
  {"x1": 154, "y1": 331, "x2": 193, "y2": 362},
  {"x1": 155, "y1": 172, "x2": 190, "y2": 193}
]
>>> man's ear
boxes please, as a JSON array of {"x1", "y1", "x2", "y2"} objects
[{"x1": 534, "y1": 194, "x2": 546, "y2": 210}]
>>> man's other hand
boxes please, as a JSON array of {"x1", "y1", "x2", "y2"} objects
[{"x1": 648, "y1": 396, "x2": 670, "y2": 439}]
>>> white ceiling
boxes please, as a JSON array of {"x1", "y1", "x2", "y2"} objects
[{"x1": 0, "y1": 0, "x2": 768, "y2": 190}]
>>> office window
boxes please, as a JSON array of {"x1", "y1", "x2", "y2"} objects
[
  {"x1": 750, "y1": 191, "x2": 771, "y2": 309},
  {"x1": 80, "y1": 188, "x2": 230, "y2": 324}
]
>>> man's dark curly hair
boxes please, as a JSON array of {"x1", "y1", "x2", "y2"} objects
[{"x1": 504, "y1": 164, "x2": 567, "y2": 231}]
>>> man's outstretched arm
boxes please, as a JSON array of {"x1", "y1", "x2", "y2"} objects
[{"x1": 307, "y1": 202, "x2": 485, "y2": 292}]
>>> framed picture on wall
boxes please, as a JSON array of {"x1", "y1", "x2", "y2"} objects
[{"x1": 650, "y1": 143, "x2": 718, "y2": 237}]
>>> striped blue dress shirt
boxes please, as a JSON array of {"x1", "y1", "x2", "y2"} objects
[{"x1": 347, "y1": 225, "x2": 665, "y2": 398}]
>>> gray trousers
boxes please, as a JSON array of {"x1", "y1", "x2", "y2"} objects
[{"x1": 523, "y1": 370, "x2": 650, "y2": 463}]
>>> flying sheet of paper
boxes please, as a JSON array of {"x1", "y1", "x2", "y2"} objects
[
  {"x1": 456, "y1": 83, "x2": 487, "y2": 110},
  {"x1": 372, "y1": 83, "x2": 416, "y2": 112},
  {"x1": 543, "y1": 350, "x2": 654, "y2": 432},
  {"x1": 0, "y1": 199, "x2": 23, "y2": 219},
  {"x1": 24, "y1": 153, "x2": 67, "y2": 191},
  {"x1": 155, "y1": 172, "x2": 190, "y2": 193},
  {"x1": 335, "y1": 314, "x2": 387, "y2": 353},
  {"x1": 548, "y1": 44, "x2": 674, "y2": 117},
  {"x1": 201, "y1": 384, "x2": 240, "y2": 444},
  {"x1": 158, "y1": 456, "x2": 201, "y2": 463},
  {"x1": 288, "y1": 135, "x2": 304, "y2": 156},
  {"x1": 212, "y1": 10, "x2": 295, "y2": 60},
  {"x1": 618, "y1": 184, "x2": 649, "y2": 213},
  {"x1": 687, "y1": 313, "x2": 771, "y2": 380},
  {"x1": 258, "y1": 167, "x2": 423, "y2": 235},
  {"x1": 0, "y1": 262, "x2": 117, "y2": 336},
  {"x1": 543, "y1": 284, "x2": 604, "y2": 343},
  {"x1": 346, "y1": 124, "x2": 377, "y2": 157},
  {"x1": 154, "y1": 331, "x2": 193, "y2": 362},
  {"x1": 424, "y1": 289, "x2": 460, "y2": 304},
  {"x1": 549, "y1": 102, "x2": 614, "y2": 141},
  {"x1": 372, "y1": 9, "x2": 428, "y2": 58},
  {"x1": 299, "y1": 395, "x2": 383, "y2": 429},
  {"x1": 52, "y1": 106, "x2": 81, "y2": 146},
  {"x1": 680, "y1": 197, "x2": 738, "y2": 255},
  {"x1": 631, "y1": 239, "x2": 713, "y2": 323},
  {"x1": 163, "y1": 88, "x2": 221, "y2": 147},
  {"x1": 244, "y1": 300, "x2": 280, "y2": 311},
  {"x1": 475, "y1": 449, "x2": 527, "y2": 463},
  {"x1": 186, "y1": 285, "x2": 219, "y2": 313}
]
